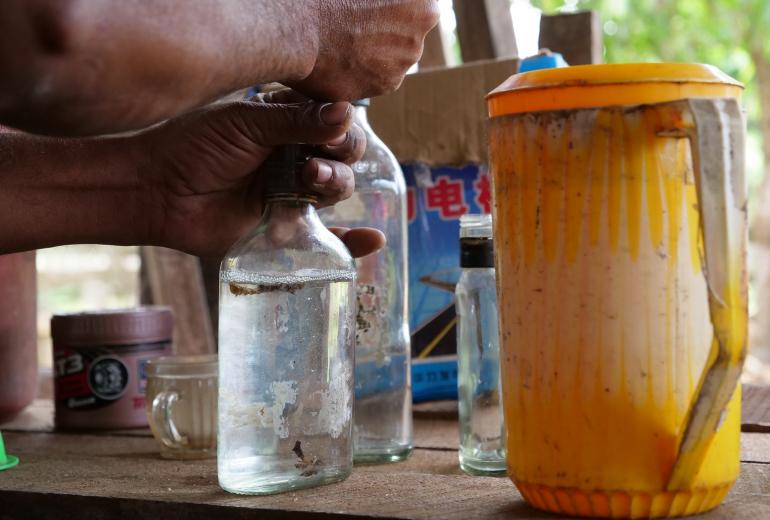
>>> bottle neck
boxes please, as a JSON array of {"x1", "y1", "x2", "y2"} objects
[
  {"x1": 263, "y1": 196, "x2": 319, "y2": 219},
  {"x1": 353, "y1": 106, "x2": 372, "y2": 132},
  {"x1": 257, "y1": 197, "x2": 326, "y2": 246}
]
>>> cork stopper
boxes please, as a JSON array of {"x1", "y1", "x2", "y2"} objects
[{"x1": 262, "y1": 144, "x2": 317, "y2": 199}]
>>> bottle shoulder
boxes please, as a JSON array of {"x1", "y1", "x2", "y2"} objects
[
  {"x1": 455, "y1": 269, "x2": 497, "y2": 294},
  {"x1": 354, "y1": 132, "x2": 406, "y2": 190},
  {"x1": 222, "y1": 214, "x2": 355, "y2": 280}
]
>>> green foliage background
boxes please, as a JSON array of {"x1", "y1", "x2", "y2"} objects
[{"x1": 534, "y1": 0, "x2": 770, "y2": 194}]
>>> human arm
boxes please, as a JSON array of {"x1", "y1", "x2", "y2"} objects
[
  {"x1": 0, "y1": 97, "x2": 384, "y2": 257},
  {"x1": 0, "y1": 0, "x2": 438, "y2": 137}
]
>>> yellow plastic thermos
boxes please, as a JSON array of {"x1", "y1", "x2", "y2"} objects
[{"x1": 487, "y1": 63, "x2": 747, "y2": 518}]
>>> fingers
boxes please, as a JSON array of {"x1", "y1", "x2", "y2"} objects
[
  {"x1": 302, "y1": 158, "x2": 354, "y2": 206},
  {"x1": 319, "y1": 122, "x2": 366, "y2": 164},
  {"x1": 248, "y1": 89, "x2": 365, "y2": 162},
  {"x1": 229, "y1": 100, "x2": 353, "y2": 148},
  {"x1": 251, "y1": 88, "x2": 309, "y2": 105},
  {"x1": 329, "y1": 227, "x2": 387, "y2": 258}
]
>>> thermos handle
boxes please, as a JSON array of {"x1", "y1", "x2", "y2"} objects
[
  {"x1": 658, "y1": 98, "x2": 747, "y2": 490},
  {"x1": 150, "y1": 390, "x2": 187, "y2": 449}
]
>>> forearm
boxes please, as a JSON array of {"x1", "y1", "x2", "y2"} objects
[
  {"x1": 0, "y1": 0, "x2": 318, "y2": 137},
  {"x1": 0, "y1": 130, "x2": 148, "y2": 253}
]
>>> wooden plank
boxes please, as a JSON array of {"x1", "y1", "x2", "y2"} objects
[
  {"x1": 0, "y1": 432, "x2": 522, "y2": 520},
  {"x1": 418, "y1": 24, "x2": 449, "y2": 70},
  {"x1": 0, "y1": 251, "x2": 37, "y2": 423},
  {"x1": 198, "y1": 256, "x2": 221, "y2": 342},
  {"x1": 413, "y1": 400, "x2": 458, "y2": 420},
  {"x1": 140, "y1": 247, "x2": 216, "y2": 355},
  {"x1": 743, "y1": 384, "x2": 770, "y2": 432},
  {"x1": 1, "y1": 430, "x2": 770, "y2": 520},
  {"x1": 0, "y1": 399, "x2": 53, "y2": 432},
  {"x1": 6, "y1": 405, "x2": 768, "y2": 467},
  {"x1": 0, "y1": 399, "x2": 151, "y2": 437},
  {"x1": 414, "y1": 416, "x2": 458, "y2": 450},
  {"x1": 538, "y1": 11, "x2": 603, "y2": 65},
  {"x1": 453, "y1": 0, "x2": 518, "y2": 62},
  {"x1": 742, "y1": 433, "x2": 770, "y2": 464}
]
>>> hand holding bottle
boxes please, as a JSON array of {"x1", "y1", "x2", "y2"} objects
[
  {"x1": 0, "y1": 92, "x2": 384, "y2": 257},
  {"x1": 132, "y1": 94, "x2": 384, "y2": 259}
]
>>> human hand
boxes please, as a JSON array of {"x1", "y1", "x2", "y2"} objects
[
  {"x1": 132, "y1": 92, "x2": 384, "y2": 258},
  {"x1": 289, "y1": 0, "x2": 440, "y2": 100}
]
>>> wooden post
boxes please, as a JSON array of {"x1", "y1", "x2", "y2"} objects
[
  {"x1": 198, "y1": 256, "x2": 221, "y2": 343},
  {"x1": 452, "y1": 0, "x2": 518, "y2": 62},
  {"x1": 419, "y1": 24, "x2": 449, "y2": 69},
  {"x1": 0, "y1": 252, "x2": 37, "y2": 421},
  {"x1": 140, "y1": 247, "x2": 216, "y2": 355},
  {"x1": 539, "y1": 11, "x2": 603, "y2": 65}
]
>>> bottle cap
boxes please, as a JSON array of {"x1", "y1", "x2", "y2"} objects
[
  {"x1": 459, "y1": 214, "x2": 494, "y2": 268},
  {"x1": 263, "y1": 144, "x2": 318, "y2": 198},
  {"x1": 518, "y1": 50, "x2": 569, "y2": 73},
  {"x1": 351, "y1": 99, "x2": 370, "y2": 107},
  {"x1": 459, "y1": 214, "x2": 493, "y2": 239},
  {"x1": 460, "y1": 238, "x2": 494, "y2": 268},
  {"x1": 0, "y1": 432, "x2": 19, "y2": 471}
]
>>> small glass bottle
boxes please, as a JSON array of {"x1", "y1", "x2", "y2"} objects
[
  {"x1": 217, "y1": 145, "x2": 357, "y2": 495},
  {"x1": 319, "y1": 99, "x2": 412, "y2": 463},
  {"x1": 455, "y1": 214, "x2": 506, "y2": 476}
]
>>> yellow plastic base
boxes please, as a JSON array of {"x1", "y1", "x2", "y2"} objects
[{"x1": 515, "y1": 481, "x2": 732, "y2": 519}]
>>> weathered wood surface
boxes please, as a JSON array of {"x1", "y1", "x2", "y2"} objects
[
  {"x1": 2, "y1": 394, "x2": 770, "y2": 520},
  {"x1": 418, "y1": 25, "x2": 449, "y2": 70},
  {"x1": 452, "y1": 0, "x2": 518, "y2": 62},
  {"x1": 538, "y1": 11, "x2": 603, "y2": 66},
  {"x1": 743, "y1": 384, "x2": 770, "y2": 432},
  {"x1": 742, "y1": 433, "x2": 770, "y2": 463},
  {"x1": 1, "y1": 429, "x2": 770, "y2": 520},
  {"x1": 140, "y1": 247, "x2": 216, "y2": 356},
  {"x1": 197, "y1": 255, "x2": 222, "y2": 343}
]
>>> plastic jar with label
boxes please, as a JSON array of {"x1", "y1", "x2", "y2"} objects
[{"x1": 51, "y1": 307, "x2": 173, "y2": 430}]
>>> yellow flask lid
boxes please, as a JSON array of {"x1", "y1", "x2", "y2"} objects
[{"x1": 487, "y1": 63, "x2": 743, "y2": 117}]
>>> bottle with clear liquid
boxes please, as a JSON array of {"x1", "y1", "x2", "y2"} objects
[
  {"x1": 455, "y1": 214, "x2": 506, "y2": 476},
  {"x1": 217, "y1": 145, "x2": 357, "y2": 494},
  {"x1": 318, "y1": 99, "x2": 412, "y2": 463}
]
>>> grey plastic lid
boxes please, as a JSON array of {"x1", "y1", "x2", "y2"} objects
[{"x1": 51, "y1": 306, "x2": 173, "y2": 346}]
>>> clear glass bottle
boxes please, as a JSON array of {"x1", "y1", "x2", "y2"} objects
[
  {"x1": 318, "y1": 99, "x2": 412, "y2": 463},
  {"x1": 455, "y1": 214, "x2": 506, "y2": 476},
  {"x1": 217, "y1": 145, "x2": 357, "y2": 494}
]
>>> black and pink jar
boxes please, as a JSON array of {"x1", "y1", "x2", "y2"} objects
[{"x1": 51, "y1": 307, "x2": 173, "y2": 430}]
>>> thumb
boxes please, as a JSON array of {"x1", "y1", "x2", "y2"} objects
[{"x1": 230, "y1": 100, "x2": 353, "y2": 147}]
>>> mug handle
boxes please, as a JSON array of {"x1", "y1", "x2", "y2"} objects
[
  {"x1": 657, "y1": 98, "x2": 748, "y2": 490},
  {"x1": 149, "y1": 391, "x2": 187, "y2": 449}
]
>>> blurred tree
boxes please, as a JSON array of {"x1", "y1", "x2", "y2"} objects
[
  {"x1": 535, "y1": 0, "x2": 766, "y2": 176},
  {"x1": 533, "y1": 0, "x2": 770, "y2": 360}
]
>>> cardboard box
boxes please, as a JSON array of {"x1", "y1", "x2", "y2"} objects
[{"x1": 369, "y1": 58, "x2": 519, "y2": 401}]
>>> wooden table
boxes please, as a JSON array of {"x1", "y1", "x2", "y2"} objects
[{"x1": 1, "y1": 388, "x2": 770, "y2": 520}]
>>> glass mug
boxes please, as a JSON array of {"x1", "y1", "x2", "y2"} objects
[
  {"x1": 488, "y1": 64, "x2": 747, "y2": 518},
  {"x1": 145, "y1": 355, "x2": 218, "y2": 459}
]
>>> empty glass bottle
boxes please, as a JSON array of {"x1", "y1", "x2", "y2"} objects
[
  {"x1": 218, "y1": 145, "x2": 357, "y2": 494},
  {"x1": 455, "y1": 214, "x2": 506, "y2": 476},
  {"x1": 319, "y1": 99, "x2": 412, "y2": 463}
]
